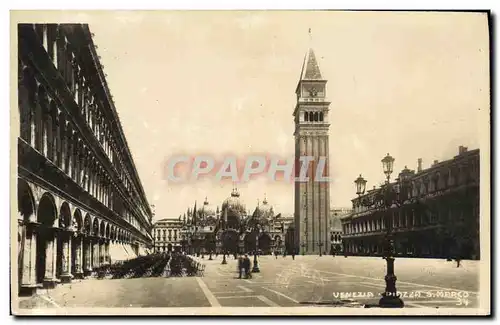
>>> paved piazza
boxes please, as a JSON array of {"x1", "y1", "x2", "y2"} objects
[{"x1": 18, "y1": 256, "x2": 479, "y2": 309}]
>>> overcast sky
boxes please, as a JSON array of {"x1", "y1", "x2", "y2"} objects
[{"x1": 67, "y1": 11, "x2": 489, "y2": 221}]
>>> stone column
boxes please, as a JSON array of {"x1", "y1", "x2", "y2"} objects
[
  {"x1": 105, "y1": 240, "x2": 110, "y2": 264},
  {"x1": 92, "y1": 238, "x2": 99, "y2": 270},
  {"x1": 84, "y1": 237, "x2": 93, "y2": 276},
  {"x1": 60, "y1": 231, "x2": 73, "y2": 283},
  {"x1": 19, "y1": 222, "x2": 39, "y2": 296},
  {"x1": 73, "y1": 235, "x2": 84, "y2": 279},
  {"x1": 98, "y1": 239, "x2": 104, "y2": 265},
  {"x1": 43, "y1": 229, "x2": 59, "y2": 289}
]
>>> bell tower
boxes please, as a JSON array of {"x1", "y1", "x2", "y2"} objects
[{"x1": 293, "y1": 46, "x2": 331, "y2": 255}]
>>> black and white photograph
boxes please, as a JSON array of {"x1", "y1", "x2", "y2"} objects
[{"x1": 10, "y1": 10, "x2": 491, "y2": 316}]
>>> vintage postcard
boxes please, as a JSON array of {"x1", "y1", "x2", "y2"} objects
[{"x1": 10, "y1": 10, "x2": 491, "y2": 316}]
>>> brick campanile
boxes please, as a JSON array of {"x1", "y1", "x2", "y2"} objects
[{"x1": 293, "y1": 48, "x2": 331, "y2": 255}]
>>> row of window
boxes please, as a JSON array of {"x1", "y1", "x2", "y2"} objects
[
  {"x1": 37, "y1": 24, "x2": 140, "y2": 204},
  {"x1": 344, "y1": 204, "x2": 476, "y2": 235},
  {"x1": 303, "y1": 111, "x2": 324, "y2": 122},
  {"x1": 156, "y1": 237, "x2": 179, "y2": 242},
  {"x1": 156, "y1": 229, "x2": 179, "y2": 237},
  {"x1": 21, "y1": 24, "x2": 149, "y2": 238},
  {"x1": 353, "y1": 161, "x2": 479, "y2": 210}
]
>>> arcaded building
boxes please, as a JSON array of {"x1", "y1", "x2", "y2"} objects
[
  {"x1": 16, "y1": 24, "x2": 154, "y2": 295},
  {"x1": 341, "y1": 146, "x2": 480, "y2": 259}
]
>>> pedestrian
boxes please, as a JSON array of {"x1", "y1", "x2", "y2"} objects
[
  {"x1": 237, "y1": 255, "x2": 243, "y2": 279},
  {"x1": 274, "y1": 251, "x2": 278, "y2": 259},
  {"x1": 243, "y1": 254, "x2": 252, "y2": 279}
]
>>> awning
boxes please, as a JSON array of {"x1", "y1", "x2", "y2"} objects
[
  {"x1": 124, "y1": 244, "x2": 138, "y2": 259},
  {"x1": 138, "y1": 246, "x2": 148, "y2": 256},
  {"x1": 109, "y1": 242, "x2": 129, "y2": 262}
]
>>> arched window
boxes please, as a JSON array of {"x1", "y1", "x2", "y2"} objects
[
  {"x1": 304, "y1": 112, "x2": 309, "y2": 122},
  {"x1": 71, "y1": 133, "x2": 79, "y2": 181},
  {"x1": 74, "y1": 68, "x2": 80, "y2": 105},
  {"x1": 44, "y1": 115, "x2": 52, "y2": 159},
  {"x1": 314, "y1": 112, "x2": 319, "y2": 122},
  {"x1": 35, "y1": 85, "x2": 48, "y2": 153},
  {"x1": 319, "y1": 112, "x2": 324, "y2": 122},
  {"x1": 19, "y1": 65, "x2": 36, "y2": 145}
]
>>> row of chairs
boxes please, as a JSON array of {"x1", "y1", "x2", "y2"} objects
[
  {"x1": 94, "y1": 253, "x2": 171, "y2": 279},
  {"x1": 169, "y1": 254, "x2": 205, "y2": 277}
]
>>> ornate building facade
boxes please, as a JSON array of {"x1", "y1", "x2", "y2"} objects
[
  {"x1": 152, "y1": 218, "x2": 183, "y2": 253},
  {"x1": 329, "y1": 208, "x2": 351, "y2": 254},
  {"x1": 294, "y1": 48, "x2": 331, "y2": 254},
  {"x1": 177, "y1": 190, "x2": 294, "y2": 256},
  {"x1": 16, "y1": 24, "x2": 154, "y2": 295},
  {"x1": 341, "y1": 146, "x2": 480, "y2": 260}
]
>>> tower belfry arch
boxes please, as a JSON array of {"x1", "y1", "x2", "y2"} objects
[{"x1": 293, "y1": 38, "x2": 331, "y2": 254}]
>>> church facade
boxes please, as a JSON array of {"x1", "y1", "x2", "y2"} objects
[{"x1": 177, "y1": 190, "x2": 294, "y2": 256}]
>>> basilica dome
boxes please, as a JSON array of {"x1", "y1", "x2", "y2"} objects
[
  {"x1": 221, "y1": 188, "x2": 246, "y2": 230},
  {"x1": 256, "y1": 196, "x2": 274, "y2": 220},
  {"x1": 200, "y1": 197, "x2": 216, "y2": 218},
  {"x1": 250, "y1": 196, "x2": 274, "y2": 227},
  {"x1": 222, "y1": 188, "x2": 246, "y2": 217}
]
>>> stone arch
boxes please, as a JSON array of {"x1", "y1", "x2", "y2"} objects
[
  {"x1": 274, "y1": 235, "x2": 281, "y2": 247},
  {"x1": 37, "y1": 192, "x2": 57, "y2": 227},
  {"x1": 34, "y1": 191, "x2": 59, "y2": 284},
  {"x1": 73, "y1": 209, "x2": 83, "y2": 232},
  {"x1": 99, "y1": 220, "x2": 105, "y2": 237},
  {"x1": 221, "y1": 230, "x2": 239, "y2": 254},
  {"x1": 18, "y1": 178, "x2": 36, "y2": 223},
  {"x1": 92, "y1": 218, "x2": 99, "y2": 237},
  {"x1": 258, "y1": 233, "x2": 272, "y2": 254},
  {"x1": 83, "y1": 213, "x2": 92, "y2": 235},
  {"x1": 58, "y1": 201, "x2": 72, "y2": 229},
  {"x1": 105, "y1": 223, "x2": 110, "y2": 239}
]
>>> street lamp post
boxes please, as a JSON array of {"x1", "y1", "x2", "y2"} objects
[
  {"x1": 318, "y1": 242, "x2": 323, "y2": 257},
  {"x1": 252, "y1": 227, "x2": 260, "y2": 273},
  {"x1": 354, "y1": 153, "x2": 404, "y2": 308}
]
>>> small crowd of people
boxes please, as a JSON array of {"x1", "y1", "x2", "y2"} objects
[
  {"x1": 236, "y1": 254, "x2": 253, "y2": 279},
  {"x1": 273, "y1": 250, "x2": 295, "y2": 260}
]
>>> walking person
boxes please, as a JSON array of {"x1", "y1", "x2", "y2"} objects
[
  {"x1": 237, "y1": 255, "x2": 243, "y2": 279},
  {"x1": 243, "y1": 254, "x2": 252, "y2": 279}
]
